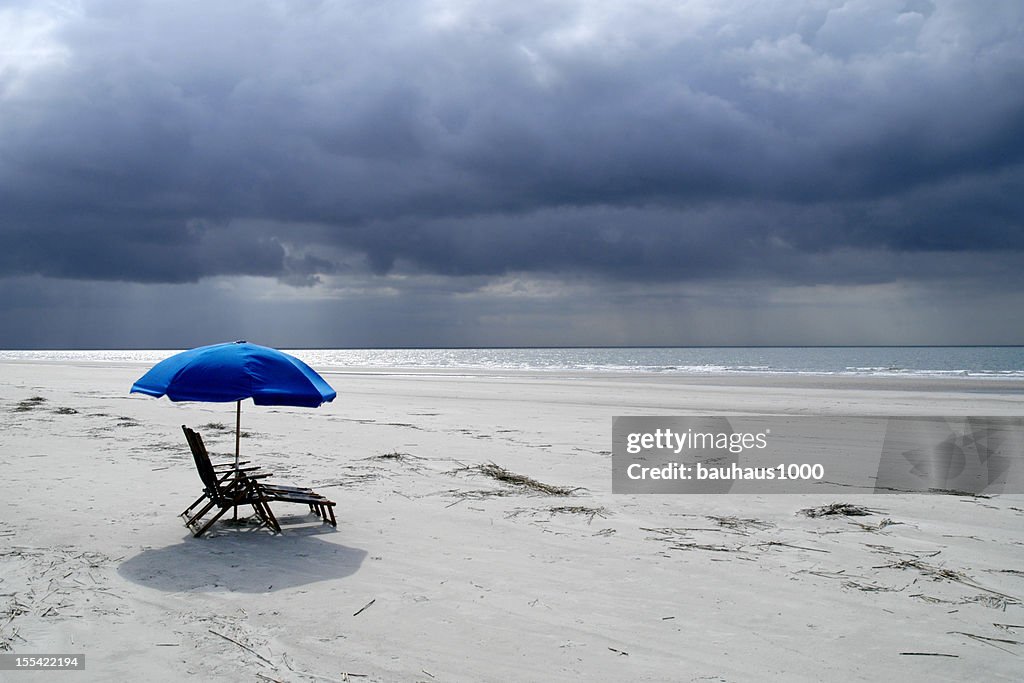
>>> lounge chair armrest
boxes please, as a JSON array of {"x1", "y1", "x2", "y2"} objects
[
  {"x1": 238, "y1": 472, "x2": 273, "y2": 480},
  {"x1": 216, "y1": 466, "x2": 264, "y2": 475},
  {"x1": 260, "y1": 484, "x2": 317, "y2": 493}
]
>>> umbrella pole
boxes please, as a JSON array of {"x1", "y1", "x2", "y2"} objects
[
  {"x1": 233, "y1": 400, "x2": 241, "y2": 523},
  {"x1": 235, "y1": 399, "x2": 241, "y2": 469}
]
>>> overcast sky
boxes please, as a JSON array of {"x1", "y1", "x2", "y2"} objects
[{"x1": 1, "y1": 0, "x2": 1022, "y2": 348}]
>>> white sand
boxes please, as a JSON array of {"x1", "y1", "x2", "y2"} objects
[{"x1": 1, "y1": 360, "x2": 1022, "y2": 681}]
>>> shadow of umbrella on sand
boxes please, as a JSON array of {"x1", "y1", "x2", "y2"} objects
[
  {"x1": 130, "y1": 340, "x2": 337, "y2": 468},
  {"x1": 119, "y1": 526, "x2": 367, "y2": 593}
]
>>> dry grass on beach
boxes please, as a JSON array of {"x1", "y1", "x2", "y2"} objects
[
  {"x1": 799, "y1": 502, "x2": 882, "y2": 518},
  {"x1": 455, "y1": 462, "x2": 581, "y2": 496}
]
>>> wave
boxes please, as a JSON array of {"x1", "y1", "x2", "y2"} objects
[{"x1": 3, "y1": 348, "x2": 1023, "y2": 379}]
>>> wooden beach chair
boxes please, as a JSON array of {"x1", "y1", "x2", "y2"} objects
[
  {"x1": 179, "y1": 428, "x2": 270, "y2": 522},
  {"x1": 179, "y1": 437, "x2": 320, "y2": 519},
  {"x1": 180, "y1": 426, "x2": 337, "y2": 537}
]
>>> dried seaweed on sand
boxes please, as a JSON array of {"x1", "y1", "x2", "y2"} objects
[
  {"x1": 548, "y1": 505, "x2": 609, "y2": 521},
  {"x1": 12, "y1": 396, "x2": 47, "y2": 412},
  {"x1": 364, "y1": 451, "x2": 427, "y2": 464},
  {"x1": 799, "y1": 503, "x2": 882, "y2": 518},
  {"x1": 850, "y1": 518, "x2": 902, "y2": 532},
  {"x1": 706, "y1": 515, "x2": 774, "y2": 534},
  {"x1": 506, "y1": 505, "x2": 610, "y2": 524},
  {"x1": 881, "y1": 558, "x2": 1020, "y2": 606},
  {"x1": 456, "y1": 463, "x2": 580, "y2": 496}
]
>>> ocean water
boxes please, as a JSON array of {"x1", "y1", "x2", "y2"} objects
[{"x1": 2, "y1": 347, "x2": 1024, "y2": 379}]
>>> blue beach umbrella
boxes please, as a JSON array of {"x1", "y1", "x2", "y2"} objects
[{"x1": 131, "y1": 341, "x2": 336, "y2": 466}]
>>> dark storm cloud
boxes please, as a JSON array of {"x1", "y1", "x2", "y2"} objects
[{"x1": 0, "y1": 0, "x2": 1022, "y2": 286}]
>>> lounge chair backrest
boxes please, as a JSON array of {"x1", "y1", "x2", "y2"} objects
[{"x1": 182, "y1": 426, "x2": 225, "y2": 499}]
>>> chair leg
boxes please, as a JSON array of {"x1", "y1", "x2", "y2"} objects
[
  {"x1": 181, "y1": 492, "x2": 209, "y2": 519},
  {"x1": 253, "y1": 497, "x2": 281, "y2": 533},
  {"x1": 193, "y1": 506, "x2": 230, "y2": 538},
  {"x1": 185, "y1": 499, "x2": 217, "y2": 529},
  {"x1": 248, "y1": 504, "x2": 273, "y2": 531}
]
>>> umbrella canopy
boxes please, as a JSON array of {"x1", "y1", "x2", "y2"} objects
[
  {"x1": 131, "y1": 341, "x2": 336, "y2": 465},
  {"x1": 131, "y1": 341, "x2": 336, "y2": 407}
]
